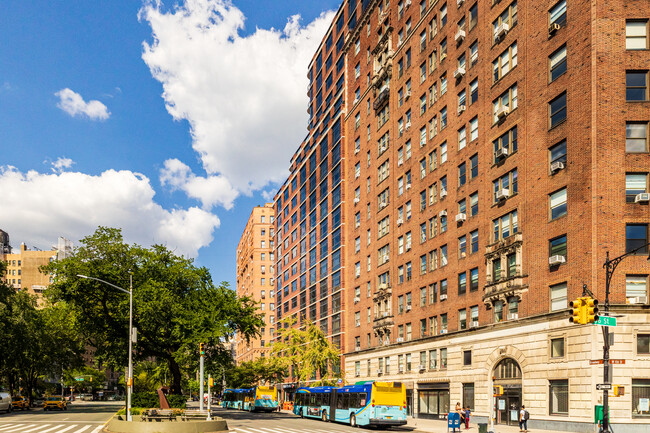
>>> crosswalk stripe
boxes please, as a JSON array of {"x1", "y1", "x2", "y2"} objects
[
  {"x1": 89, "y1": 427, "x2": 104, "y2": 433},
  {"x1": 0, "y1": 426, "x2": 18, "y2": 432},
  {"x1": 21, "y1": 426, "x2": 51, "y2": 433},
  {"x1": 231, "y1": 429, "x2": 260, "y2": 433},
  {"x1": 70, "y1": 426, "x2": 91, "y2": 433},
  {"x1": 49, "y1": 425, "x2": 78, "y2": 433},
  {"x1": 3, "y1": 426, "x2": 37, "y2": 433},
  {"x1": 32, "y1": 426, "x2": 68, "y2": 433}
]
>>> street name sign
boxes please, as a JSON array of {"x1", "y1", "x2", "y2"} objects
[
  {"x1": 596, "y1": 384, "x2": 612, "y2": 390},
  {"x1": 590, "y1": 360, "x2": 604, "y2": 365},
  {"x1": 594, "y1": 316, "x2": 617, "y2": 327},
  {"x1": 75, "y1": 377, "x2": 84, "y2": 381},
  {"x1": 590, "y1": 359, "x2": 625, "y2": 365},
  {"x1": 609, "y1": 359, "x2": 625, "y2": 365}
]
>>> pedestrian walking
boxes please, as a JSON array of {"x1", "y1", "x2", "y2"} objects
[
  {"x1": 519, "y1": 405, "x2": 529, "y2": 432},
  {"x1": 464, "y1": 406, "x2": 471, "y2": 429}
]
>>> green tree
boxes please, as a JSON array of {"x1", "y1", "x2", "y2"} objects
[
  {"x1": 226, "y1": 357, "x2": 287, "y2": 389},
  {"x1": 43, "y1": 227, "x2": 264, "y2": 394},
  {"x1": 270, "y1": 317, "x2": 341, "y2": 385},
  {"x1": 64, "y1": 366, "x2": 107, "y2": 394}
]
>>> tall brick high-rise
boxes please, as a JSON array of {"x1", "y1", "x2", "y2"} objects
[
  {"x1": 236, "y1": 204, "x2": 276, "y2": 364},
  {"x1": 257, "y1": 0, "x2": 649, "y2": 430}
]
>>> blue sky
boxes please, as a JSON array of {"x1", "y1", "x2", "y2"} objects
[{"x1": 0, "y1": 0, "x2": 341, "y2": 287}]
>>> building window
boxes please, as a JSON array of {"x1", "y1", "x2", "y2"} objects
[
  {"x1": 493, "y1": 42, "x2": 517, "y2": 82},
  {"x1": 627, "y1": 71, "x2": 648, "y2": 101},
  {"x1": 549, "y1": 0, "x2": 567, "y2": 27},
  {"x1": 627, "y1": 224, "x2": 648, "y2": 255},
  {"x1": 549, "y1": 45, "x2": 567, "y2": 82},
  {"x1": 493, "y1": 169, "x2": 517, "y2": 202},
  {"x1": 492, "y1": 2, "x2": 518, "y2": 42},
  {"x1": 627, "y1": 122, "x2": 648, "y2": 153},
  {"x1": 550, "y1": 282, "x2": 567, "y2": 311},
  {"x1": 493, "y1": 84, "x2": 518, "y2": 123},
  {"x1": 463, "y1": 350, "x2": 471, "y2": 366},
  {"x1": 440, "y1": 348, "x2": 448, "y2": 368},
  {"x1": 549, "y1": 380, "x2": 569, "y2": 415},
  {"x1": 549, "y1": 92, "x2": 567, "y2": 128},
  {"x1": 627, "y1": 20, "x2": 649, "y2": 50},
  {"x1": 549, "y1": 234, "x2": 568, "y2": 260},
  {"x1": 470, "y1": 268, "x2": 479, "y2": 291},
  {"x1": 626, "y1": 173, "x2": 648, "y2": 203},
  {"x1": 493, "y1": 210, "x2": 518, "y2": 241},
  {"x1": 633, "y1": 379, "x2": 650, "y2": 418},
  {"x1": 550, "y1": 337, "x2": 565, "y2": 358},
  {"x1": 549, "y1": 139, "x2": 567, "y2": 168},
  {"x1": 627, "y1": 275, "x2": 648, "y2": 303},
  {"x1": 458, "y1": 272, "x2": 467, "y2": 295},
  {"x1": 463, "y1": 383, "x2": 475, "y2": 410},
  {"x1": 639, "y1": 334, "x2": 650, "y2": 354},
  {"x1": 550, "y1": 188, "x2": 567, "y2": 220}
]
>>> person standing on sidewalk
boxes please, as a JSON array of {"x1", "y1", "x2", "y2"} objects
[
  {"x1": 519, "y1": 405, "x2": 529, "y2": 432},
  {"x1": 464, "y1": 406, "x2": 471, "y2": 429}
]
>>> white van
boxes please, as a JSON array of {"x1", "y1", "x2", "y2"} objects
[{"x1": 0, "y1": 392, "x2": 12, "y2": 413}]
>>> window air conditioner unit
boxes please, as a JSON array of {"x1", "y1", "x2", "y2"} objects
[
  {"x1": 397, "y1": 218, "x2": 404, "y2": 226},
  {"x1": 397, "y1": 337, "x2": 404, "y2": 343},
  {"x1": 628, "y1": 296, "x2": 648, "y2": 304},
  {"x1": 419, "y1": 364, "x2": 427, "y2": 371},
  {"x1": 406, "y1": 305, "x2": 412, "y2": 311},
  {"x1": 496, "y1": 147, "x2": 509, "y2": 159},
  {"x1": 354, "y1": 297, "x2": 361, "y2": 303},
  {"x1": 380, "y1": 200, "x2": 387, "y2": 209},
  {"x1": 496, "y1": 105, "x2": 510, "y2": 120},
  {"x1": 354, "y1": 197, "x2": 360, "y2": 204},
  {"x1": 440, "y1": 294, "x2": 448, "y2": 301},
  {"x1": 454, "y1": 67, "x2": 466, "y2": 79},
  {"x1": 440, "y1": 53, "x2": 447, "y2": 61},
  {"x1": 406, "y1": 184, "x2": 411, "y2": 191},
  {"x1": 455, "y1": 213, "x2": 467, "y2": 222},
  {"x1": 455, "y1": 29, "x2": 466, "y2": 42},
  {"x1": 550, "y1": 161, "x2": 565, "y2": 173},
  {"x1": 472, "y1": 321, "x2": 479, "y2": 328},
  {"x1": 549, "y1": 255, "x2": 566, "y2": 266},
  {"x1": 496, "y1": 188, "x2": 510, "y2": 200},
  {"x1": 507, "y1": 313, "x2": 518, "y2": 320},
  {"x1": 457, "y1": 105, "x2": 466, "y2": 115},
  {"x1": 440, "y1": 189, "x2": 448, "y2": 198},
  {"x1": 383, "y1": 254, "x2": 389, "y2": 262},
  {"x1": 405, "y1": 90, "x2": 412, "y2": 100},
  {"x1": 457, "y1": 0, "x2": 465, "y2": 6},
  {"x1": 440, "y1": 329, "x2": 448, "y2": 334},
  {"x1": 405, "y1": 121, "x2": 412, "y2": 130},
  {"x1": 355, "y1": 372, "x2": 360, "y2": 376},
  {"x1": 377, "y1": 370, "x2": 383, "y2": 376},
  {"x1": 353, "y1": 97, "x2": 359, "y2": 105},
  {"x1": 398, "y1": 160, "x2": 403, "y2": 167},
  {"x1": 379, "y1": 283, "x2": 388, "y2": 290},
  {"x1": 439, "y1": 210, "x2": 447, "y2": 217},
  {"x1": 549, "y1": 22, "x2": 561, "y2": 35},
  {"x1": 355, "y1": 347, "x2": 361, "y2": 352},
  {"x1": 635, "y1": 193, "x2": 650, "y2": 203},
  {"x1": 495, "y1": 23, "x2": 510, "y2": 39},
  {"x1": 405, "y1": 0, "x2": 412, "y2": 8},
  {"x1": 355, "y1": 221, "x2": 360, "y2": 228},
  {"x1": 354, "y1": 148, "x2": 360, "y2": 155}
]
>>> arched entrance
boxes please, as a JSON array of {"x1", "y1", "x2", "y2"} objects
[{"x1": 493, "y1": 358, "x2": 522, "y2": 426}]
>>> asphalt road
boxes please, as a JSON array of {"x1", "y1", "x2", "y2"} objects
[
  {"x1": 211, "y1": 407, "x2": 414, "y2": 433},
  {"x1": 0, "y1": 401, "x2": 118, "y2": 433}
]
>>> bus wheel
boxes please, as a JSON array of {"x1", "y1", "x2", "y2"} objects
[
  {"x1": 321, "y1": 410, "x2": 328, "y2": 422},
  {"x1": 350, "y1": 414, "x2": 357, "y2": 427}
]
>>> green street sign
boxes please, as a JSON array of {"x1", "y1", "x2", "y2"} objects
[
  {"x1": 594, "y1": 316, "x2": 617, "y2": 327},
  {"x1": 75, "y1": 377, "x2": 84, "y2": 381}
]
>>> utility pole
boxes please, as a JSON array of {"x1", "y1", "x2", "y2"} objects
[
  {"x1": 207, "y1": 374, "x2": 212, "y2": 420},
  {"x1": 199, "y1": 343, "x2": 205, "y2": 411}
]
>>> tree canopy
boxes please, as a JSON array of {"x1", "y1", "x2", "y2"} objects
[{"x1": 43, "y1": 227, "x2": 264, "y2": 393}]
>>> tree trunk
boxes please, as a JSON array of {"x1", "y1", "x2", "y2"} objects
[{"x1": 168, "y1": 358, "x2": 182, "y2": 395}]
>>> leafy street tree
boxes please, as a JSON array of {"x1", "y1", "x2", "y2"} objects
[
  {"x1": 0, "y1": 261, "x2": 84, "y2": 403},
  {"x1": 43, "y1": 227, "x2": 264, "y2": 394},
  {"x1": 270, "y1": 317, "x2": 341, "y2": 386},
  {"x1": 64, "y1": 366, "x2": 107, "y2": 394},
  {"x1": 226, "y1": 357, "x2": 287, "y2": 389}
]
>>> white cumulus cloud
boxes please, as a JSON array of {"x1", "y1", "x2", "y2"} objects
[
  {"x1": 55, "y1": 88, "x2": 110, "y2": 120},
  {"x1": 50, "y1": 157, "x2": 75, "y2": 173},
  {"x1": 140, "y1": 0, "x2": 334, "y2": 197},
  {"x1": 160, "y1": 158, "x2": 239, "y2": 210},
  {"x1": 0, "y1": 166, "x2": 219, "y2": 258}
]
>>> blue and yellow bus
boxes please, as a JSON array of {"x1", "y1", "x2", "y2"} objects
[
  {"x1": 293, "y1": 381, "x2": 407, "y2": 427},
  {"x1": 221, "y1": 388, "x2": 250, "y2": 409}
]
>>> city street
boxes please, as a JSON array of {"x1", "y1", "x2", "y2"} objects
[
  {"x1": 0, "y1": 401, "x2": 116, "y2": 433},
  {"x1": 212, "y1": 407, "x2": 414, "y2": 433}
]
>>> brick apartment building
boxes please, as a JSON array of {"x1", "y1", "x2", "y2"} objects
[
  {"x1": 236, "y1": 204, "x2": 276, "y2": 364},
  {"x1": 339, "y1": 0, "x2": 650, "y2": 431}
]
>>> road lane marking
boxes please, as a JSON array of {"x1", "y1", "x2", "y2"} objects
[
  {"x1": 21, "y1": 426, "x2": 52, "y2": 433},
  {"x1": 30, "y1": 426, "x2": 69, "y2": 433},
  {"x1": 89, "y1": 427, "x2": 104, "y2": 433},
  {"x1": 70, "y1": 427, "x2": 91, "y2": 433},
  {"x1": 49, "y1": 425, "x2": 78, "y2": 433},
  {"x1": 2, "y1": 426, "x2": 37, "y2": 433}
]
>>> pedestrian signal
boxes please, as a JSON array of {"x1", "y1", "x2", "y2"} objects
[
  {"x1": 493, "y1": 385, "x2": 503, "y2": 396},
  {"x1": 613, "y1": 385, "x2": 625, "y2": 397}
]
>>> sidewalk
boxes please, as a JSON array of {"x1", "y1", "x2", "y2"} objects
[{"x1": 407, "y1": 417, "x2": 567, "y2": 433}]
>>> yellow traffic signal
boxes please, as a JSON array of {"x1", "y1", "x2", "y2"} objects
[
  {"x1": 584, "y1": 297, "x2": 599, "y2": 324},
  {"x1": 493, "y1": 385, "x2": 503, "y2": 397},
  {"x1": 89, "y1": 377, "x2": 92, "y2": 382},
  {"x1": 127, "y1": 378, "x2": 133, "y2": 387},
  {"x1": 209, "y1": 377, "x2": 214, "y2": 387},
  {"x1": 613, "y1": 385, "x2": 625, "y2": 397},
  {"x1": 569, "y1": 298, "x2": 584, "y2": 324},
  {"x1": 199, "y1": 343, "x2": 205, "y2": 356}
]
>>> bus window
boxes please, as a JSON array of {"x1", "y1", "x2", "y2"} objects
[{"x1": 359, "y1": 393, "x2": 367, "y2": 407}]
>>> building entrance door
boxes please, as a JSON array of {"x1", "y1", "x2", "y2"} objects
[{"x1": 493, "y1": 358, "x2": 522, "y2": 427}]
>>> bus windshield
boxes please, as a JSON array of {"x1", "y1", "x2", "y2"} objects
[{"x1": 372, "y1": 382, "x2": 405, "y2": 407}]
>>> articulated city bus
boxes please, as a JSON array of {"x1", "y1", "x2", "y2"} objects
[
  {"x1": 293, "y1": 381, "x2": 407, "y2": 427},
  {"x1": 221, "y1": 388, "x2": 249, "y2": 409},
  {"x1": 248, "y1": 385, "x2": 279, "y2": 412}
]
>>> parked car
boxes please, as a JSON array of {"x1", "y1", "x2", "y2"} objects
[
  {"x1": 11, "y1": 396, "x2": 29, "y2": 410},
  {"x1": 0, "y1": 392, "x2": 12, "y2": 413},
  {"x1": 79, "y1": 394, "x2": 93, "y2": 401},
  {"x1": 43, "y1": 396, "x2": 67, "y2": 411}
]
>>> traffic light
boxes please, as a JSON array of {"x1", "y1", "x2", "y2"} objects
[
  {"x1": 89, "y1": 377, "x2": 92, "y2": 382},
  {"x1": 493, "y1": 385, "x2": 503, "y2": 397},
  {"x1": 209, "y1": 377, "x2": 214, "y2": 387},
  {"x1": 584, "y1": 297, "x2": 599, "y2": 324},
  {"x1": 613, "y1": 385, "x2": 625, "y2": 397},
  {"x1": 199, "y1": 343, "x2": 205, "y2": 356},
  {"x1": 127, "y1": 377, "x2": 133, "y2": 387},
  {"x1": 569, "y1": 298, "x2": 585, "y2": 324}
]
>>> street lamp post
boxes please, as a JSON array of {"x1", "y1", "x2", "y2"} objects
[
  {"x1": 77, "y1": 274, "x2": 134, "y2": 422},
  {"x1": 601, "y1": 242, "x2": 650, "y2": 433}
]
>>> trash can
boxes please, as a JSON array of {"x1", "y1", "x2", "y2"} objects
[{"x1": 478, "y1": 423, "x2": 488, "y2": 433}]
